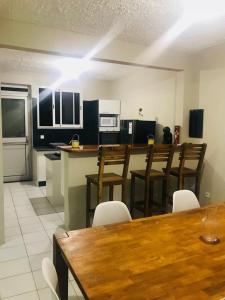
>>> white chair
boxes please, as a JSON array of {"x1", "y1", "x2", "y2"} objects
[
  {"x1": 172, "y1": 190, "x2": 200, "y2": 213},
  {"x1": 42, "y1": 258, "x2": 80, "y2": 300},
  {"x1": 42, "y1": 257, "x2": 60, "y2": 300},
  {"x1": 92, "y1": 201, "x2": 132, "y2": 227}
]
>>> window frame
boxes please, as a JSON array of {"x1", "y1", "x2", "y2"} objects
[{"x1": 37, "y1": 87, "x2": 83, "y2": 129}]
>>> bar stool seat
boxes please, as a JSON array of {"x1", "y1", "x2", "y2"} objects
[
  {"x1": 86, "y1": 173, "x2": 124, "y2": 185},
  {"x1": 131, "y1": 169, "x2": 165, "y2": 179},
  {"x1": 169, "y1": 167, "x2": 197, "y2": 176}
]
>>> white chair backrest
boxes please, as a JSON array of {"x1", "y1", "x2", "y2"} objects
[
  {"x1": 92, "y1": 201, "x2": 132, "y2": 227},
  {"x1": 172, "y1": 190, "x2": 200, "y2": 213},
  {"x1": 42, "y1": 257, "x2": 60, "y2": 300}
]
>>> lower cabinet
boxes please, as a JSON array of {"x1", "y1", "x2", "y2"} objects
[{"x1": 32, "y1": 149, "x2": 56, "y2": 186}]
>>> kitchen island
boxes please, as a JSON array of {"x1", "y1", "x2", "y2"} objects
[{"x1": 58, "y1": 145, "x2": 148, "y2": 230}]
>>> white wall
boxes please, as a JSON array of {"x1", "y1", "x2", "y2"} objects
[
  {"x1": 188, "y1": 43, "x2": 225, "y2": 203},
  {"x1": 110, "y1": 68, "x2": 177, "y2": 142},
  {"x1": 1, "y1": 67, "x2": 183, "y2": 136},
  {"x1": 1, "y1": 70, "x2": 113, "y2": 100},
  {"x1": 198, "y1": 68, "x2": 225, "y2": 202},
  {"x1": 0, "y1": 84, "x2": 4, "y2": 244}
]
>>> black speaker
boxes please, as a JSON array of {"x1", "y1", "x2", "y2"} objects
[{"x1": 189, "y1": 109, "x2": 204, "y2": 138}]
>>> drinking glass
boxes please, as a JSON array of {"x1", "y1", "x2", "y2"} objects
[{"x1": 200, "y1": 206, "x2": 220, "y2": 244}]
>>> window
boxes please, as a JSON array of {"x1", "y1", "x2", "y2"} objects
[
  {"x1": 54, "y1": 91, "x2": 61, "y2": 125},
  {"x1": 37, "y1": 88, "x2": 83, "y2": 129},
  {"x1": 2, "y1": 98, "x2": 26, "y2": 138},
  {"x1": 38, "y1": 88, "x2": 53, "y2": 127},
  {"x1": 62, "y1": 92, "x2": 73, "y2": 125}
]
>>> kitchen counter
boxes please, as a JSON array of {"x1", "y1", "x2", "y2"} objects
[
  {"x1": 58, "y1": 144, "x2": 148, "y2": 153},
  {"x1": 58, "y1": 144, "x2": 181, "y2": 230},
  {"x1": 59, "y1": 144, "x2": 149, "y2": 230}
]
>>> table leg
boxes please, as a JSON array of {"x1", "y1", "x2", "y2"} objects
[{"x1": 53, "y1": 235, "x2": 68, "y2": 300}]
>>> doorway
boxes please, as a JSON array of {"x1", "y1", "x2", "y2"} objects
[{"x1": 1, "y1": 85, "x2": 31, "y2": 182}]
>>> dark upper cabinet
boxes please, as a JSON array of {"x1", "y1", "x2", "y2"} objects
[{"x1": 38, "y1": 88, "x2": 83, "y2": 129}]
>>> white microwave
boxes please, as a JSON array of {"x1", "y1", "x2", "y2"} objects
[
  {"x1": 100, "y1": 116, "x2": 117, "y2": 127},
  {"x1": 99, "y1": 115, "x2": 120, "y2": 132}
]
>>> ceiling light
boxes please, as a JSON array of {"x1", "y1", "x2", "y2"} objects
[{"x1": 54, "y1": 57, "x2": 92, "y2": 81}]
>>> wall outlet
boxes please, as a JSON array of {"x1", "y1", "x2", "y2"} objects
[
  {"x1": 40, "y1": 135, "x2": 45, "y2": 140},
  {"x1": 205, "y1": 192, "x2": 211, "y2": 199}
]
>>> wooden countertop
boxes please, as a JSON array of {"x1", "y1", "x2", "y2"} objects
[
  {"x1": 58, "y1": 144, "x2": 149, "y2": 153},
  {"x1": 58, "y1": 144, "x2": 181, "y2": 154}
]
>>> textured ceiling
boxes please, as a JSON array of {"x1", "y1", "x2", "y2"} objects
[
  {"x1": 0, "y1": 0, "x2": 225, "y2": 52},
  {"x1": 0, "y1": 0, "x2": 182, "y2": 47},
  {"x1": 0, "y1": 48, "x2": 134, "y2": 80}
]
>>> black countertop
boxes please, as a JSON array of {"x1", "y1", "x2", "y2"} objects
[
  {"x1": 44, "y1": 153, "x2": 61, "y2": 160},
  {"x1": 34, "y1": 143, "x2": 67, "y2": 152},
  {"x1": 33, "y1": 146, "x2": 55, "y2": 152}
]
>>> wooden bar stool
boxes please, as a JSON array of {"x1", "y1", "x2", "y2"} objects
[
  {"x1": 130, "y1": 144, "x2": 175, "y2": 217},
  {"x1": 169, "y1": 143, "x2": 207, "y2": 198},
  {"x1": 85, "y1": 145, "x2": 131, "y2": 227}
]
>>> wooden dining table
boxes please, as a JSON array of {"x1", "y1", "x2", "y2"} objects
[{"x1": 53, "y1": 203, "x2": 225, "y2": 300}]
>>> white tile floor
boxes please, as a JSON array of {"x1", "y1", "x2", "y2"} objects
[{"x1": 1, "y1": 181, "x2": 84, "y2": 300}]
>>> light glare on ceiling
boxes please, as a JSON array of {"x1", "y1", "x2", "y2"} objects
[{"x1": 55, "y1": 57, "x2": 92, "y2": 80}]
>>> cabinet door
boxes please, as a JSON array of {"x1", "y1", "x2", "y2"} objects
[{"x1": 38, "y1": 88, "x2": 53, "y2": 127}]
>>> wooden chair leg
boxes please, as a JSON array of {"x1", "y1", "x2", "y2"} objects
[
  {"x1": 178, "y1": 175, "x2": 184, "y2": 190},
  {"x1": 122, "y1": 182, "x2": 126, "y2": 203},
  {"x1": 130, "y1": 174, "x2": 135, "y2": 217},
  {"x1": 97, "y1": 184, "x2": 103, "y2": 204},
  {"x1": 148, "y1": 181, "x2": 153, "y2": 216},
  {"x1": 195, "y1": 176, "x2": 200, "y2": 199},
  {"x1": 86, "y1": 179, "x2": 91, "y2": 227},
  {"x1": 162, "y1": 179, "x2": 168, "y2": 213},
  {"x1": 109, "y1": 185, "x2": 114, "y2": 201},
  {"x1": 144, "y1": 180, "x2": 150, "y2": 217}
]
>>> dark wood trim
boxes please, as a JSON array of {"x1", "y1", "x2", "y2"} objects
[
  {"x1": 0, "y1": 44, "x2": 183, "y2": 72},
  {"x1": 53, "y1": 235, "x2": 68, "y2": 300},
  {"x1": 53, "y1": 234, "x2": 89, "y2": 300}
]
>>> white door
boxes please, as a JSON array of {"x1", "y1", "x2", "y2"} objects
[{"x1": 1, "y1": 94, "x2": 30, "y2": 182}]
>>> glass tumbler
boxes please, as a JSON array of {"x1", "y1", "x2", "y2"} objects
[{"x1": 200, "y1": 206, "x2": 220, "y2": 244}]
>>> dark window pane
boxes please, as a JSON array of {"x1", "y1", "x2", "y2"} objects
[
  {"x1": 39, "y1": 88, "x2": 53, "y2": 126},
  {"x1": 74, "y1": 93, "x2": 80, "y2": 125},
  {"x1": 55, "y1": 91, "x2": 60, "y2": 124},
  {"x1": 2, "y1": 98, "x2": 25, "y2": 138},
  {"x1": 62, "y1": 92, "x2": 73, "y2": 124}
]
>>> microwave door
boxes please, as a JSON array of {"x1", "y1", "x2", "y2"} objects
[{"x1": 100, "y1": 117, "x2": 116, "y2": 127}]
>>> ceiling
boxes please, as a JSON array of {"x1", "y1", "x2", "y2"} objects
[{"x1": 0, "y1": 0, "x2": 225, "y2": 52}]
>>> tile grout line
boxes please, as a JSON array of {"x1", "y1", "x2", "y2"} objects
[
  {"x1": 9, "y1": 183, "x2": 41, "y2": 300},
  {"x1": 4, "y1": 182, "x2": 78, "y2": 298}
]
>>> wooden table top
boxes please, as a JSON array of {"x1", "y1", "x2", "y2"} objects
[{"x1": 55, "y1": 204, "x2": 225, "y2": 300}]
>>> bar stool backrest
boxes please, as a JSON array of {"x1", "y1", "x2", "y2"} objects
[
  {"x1": 145, "y1": 144, "x2": 175, "y2": 177},
  {"x1": 178, "y1": 143, "x2": 207, "y2": 173},
  {"x1": 97, "y1": 145, "x2": 131, "y2": 181}
]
